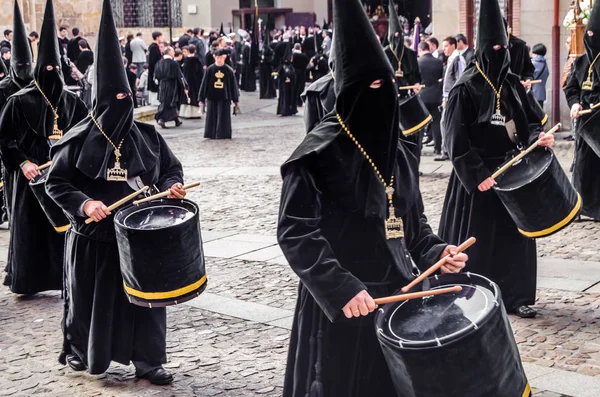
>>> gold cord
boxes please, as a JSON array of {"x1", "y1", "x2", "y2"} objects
[
  {"x1": 586, "y1": 51, "x2": 600, "y2": 83},
  {"x1": 388, "y1": 44, "x2": 405, "y2": 69},
  {"x1": 475, "y1": 61, "x2": 503, "y2": 111},
  {"x1": 33, "y1": 79, "x2": 60, "y2": 126},
  {"x1": 89, "y1": 112, "x2": 126, "y2": 160}
]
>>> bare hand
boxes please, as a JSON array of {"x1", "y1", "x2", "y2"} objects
[
  {"x1": 537, "y1": 131, "x2": 555, "y2": 148},
  {"x1": 342, "y1": 290, "x2": 377, "y2": 319},
  {"x1": 167, "y1": 183, "x2": 186, "y2": 199},
  {"x1": 440, "y1": 245, "x2": 468, "y2": 274},
  {"x1": 571, "y1": 103, "x2": 583, "y2": 119},
  {"x1": 21, "y1": 162, "x2": 40, "y2": 181},
  {"x1": 83, "y1": 200, "x2": 111, "y2": 223},
  {"x1": 478, "y1": 177, "x2": 497, "y2": 192},
  {"x1": 413, "y1": 83, "x2": 422, "y2": 93},
  {"x1": 521, "y1": 80, "x2": 532, "y2": 89}
]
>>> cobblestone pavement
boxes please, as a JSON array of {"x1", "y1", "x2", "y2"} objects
[{"x1": 0, "y1": 92, "x2": 595, "y2": 396}]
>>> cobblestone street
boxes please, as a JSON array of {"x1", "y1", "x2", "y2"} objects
[{"x1": 1, "y1": 92, "x2": 599, "y2": 396}]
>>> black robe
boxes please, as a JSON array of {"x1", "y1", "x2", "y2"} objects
[
  {"x1": 302, "y1": 73, "x2": 335, "y2": 133},
  {"x1": 308, "y1": 54, "x2": 329, "y2": 82},
  {"x1": 75, "y1": 50, "x2": 94, "y2": 75},
  {"x1": 0, "y1": 88, "x2": 87, "y2": 294},
  {"x1": 126, "y1": 69, "x2": 138, "y2": 108},
  {"x1": 277, "y1": 63, "x2": 297, "y2": 117},
  {"x1": 509, "y1": 36, "x2": 535, "y2": 81},
  {"x1": 154, "y1": 58, "x2": 185, "y2": 123},
  {"x1": 278, "y1": 115, "x2": 447, "y2": 397},
  {"x1": 182, "y1": 56, "x2": 204, "y2": 106},
  {"x1": 240, "y1": 44, "x2": 256, "y2": 92},
  {"x1": 198, "y1": 64, "x2": 239, "y2": 139},
  {"x1": 45, "y1": 121, "x2": 183, "y2": 374},
  {"x1": 564, "y1": 55, "x2": 600, "y2": 220},
  {"x1": 292, "y1": 52, "x2": 310, "y2": 107},
  {"x1": 147, "y1": 43, "x2": 161, "y2": 93},
  {"x1": 259, "y1": 50, "x2": 277, "y2": 99},
  {"x1": 439, "y1": 72, "x2": 543, "y2": 312}
]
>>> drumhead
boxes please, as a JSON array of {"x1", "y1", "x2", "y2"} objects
[
  {"x1": 29, "y1": 168, "x2": 49, "y2": 186},
  {"x1": 376, "y1": 273, "x2": 499, "y2": 348},
  {"x1": 117, "y1": 199, "x2": 197, "y2": 231},
  {"x1": 494, "y1": 148, "x2": 553, "y2": 191}
]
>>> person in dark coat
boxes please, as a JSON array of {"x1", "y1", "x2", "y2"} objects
[
  {"x1": 0, "y1": 0, "x2": 87, "y2": 295},
  {"x1": 417, "y1": 41, "x2": 444, "y2": 156},
  {"x1": 198, "y1": 49, "x2": 239, "y2": 139},
  {"x1": 75, "y1": 39, "x2": 94, "y2": 75},
  {"x1": 147, "y1": 32, "x2": 163, "y2": 105},
  {"x1": 46, "y1": 1, "x2": 185, "y2": 383},
  {"x1": 291, "y1": 43, "x2": 310, "y2": 107},
  {"x1": 302, "y1": 44, "x2": 335, "y2": 133},
  {"x1": 565, "y1": 0, "x2": 600, "y2": 221},
  {"x1": 240, "y1": 38, "x2": 257, "y2": 92},
  {"x1": 506, "y1": 22, "x2": 535, "y2": 84},
  {"x1": 180, "y1": 44, "x2": 203, "y2": 118},
  {"x1": 124, "y1": 33, "x2": 134, "y2": 66},
  {"x1": 259, "y1": 30, "x2": 277, "y2": 99},
  {"x1": 277, "y1": 43, "x2": 297, "y2": 117},
  {"x1": 154, "y1": 46, "x2": 186, "y2": 128},
  {"x1": 124, "y1": 58, "x2": 138, "y2": 108},
  {"x1": 439, "y1": 0, "x2": 553, "y2": 319},
  {"x1": 278, "y1": 2, "x2": 467, "y2": 396},
  {"x1": 67, "y1": 27, "x2": 82, "y2": 62}
]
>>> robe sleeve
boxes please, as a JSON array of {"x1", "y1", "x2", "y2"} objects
[
  {"x1": 277, "y1": 162, "x2": 366, "y2": 323},
  {"x1": 198, "y1": 67, "x2": 209, "y2": 102},
  {"x1": 521, "y1": 55, "x2": 535, "y2": 81},
  {"x1": 406, "y1": 195, "x2": 447, "y2": 272},
  {"x1": 444, "y1": 86, "x2": 489, "y2": 193},
  {"x1": 515, "y1": 82, "x2": 544, "y2": 146},
  {"x1": 229, "y1": 68, "x2": 239, "y2": 103},
  {"x1": 564, "y1": 58, "x2": 582, "y2": 108},
  {"x1": 155, "y1": 132, "x2": 184, "y2": 191},
  {"x1": 45, "y1": 141, "x2": 92, "y2": 218},
  {"x1": 0, "y1": 98, "x2": 29, "y2": 170}
]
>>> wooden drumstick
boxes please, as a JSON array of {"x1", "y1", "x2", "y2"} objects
[
  {"x1": 36, "y1": 161, "x2": 52, "y2": 171},
  {"x1": 528, "y1": 80, "x2": 542, "y2": 84},
  {"x1": 578, "y1": 102, "x2": 600, "y2": 115},
  {"x1": 84, "y1": 186, "x2": 149, "y2": 225},
  {"x1": 132, "y1": 182, "x2": 201, "y2": 206},
  {"x1": 374, "y1": 286, "x2": 463, "y2": 305},
  {"x1": 491, "y1": 122, "x2": 562, "y2": 180},
  {"x1": 398, "y1": 84, "x2": 426, "y2": 91},
  {"x1": 401, "y1": 237, "x2": 477, "y2": 293}
]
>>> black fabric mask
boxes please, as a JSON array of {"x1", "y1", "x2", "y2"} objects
[
  {"x1": 585, "y1": 0, "x2": 600, "y2": 65},
  {"x1": 34, "y1": 0, "x2": 64, "y2": 105},
  {"x1": 35, "y1": 65, "x2": 64, "y2": 105}
]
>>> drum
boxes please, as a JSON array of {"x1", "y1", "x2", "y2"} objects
[
  {"x1": 527, "y1": 90, "x2": 548, "y2": 126},
  {"x1": 398, "y1": 94, "x2": 432, "y2": 137},
  {"x1": 494, "y1": 148, "x2": 581, "y2": 238},
  {"x1": 114, "y1": 198, "x2": 207, "y2": 308},
  {"x1": 375, "y1": 273, "x2": 531, "y2": 397},
  {"x1": 29, "y1": 168, "x2": 70, "y2": 233}
]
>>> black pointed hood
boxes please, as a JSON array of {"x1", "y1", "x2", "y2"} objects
[
  {"x1": 585, "y1": 0, "x2": 600, "y2": 66},
  {"x1": 282, "y1": 41, "x2": 292, "y2": 64},
  {"x1": 58, "y1": 0, "x2": 158, "y2": 181},
  {"x1": 333, "y1": 0, "x2": 398, "y2": 181},
  {"x1": 386, "y1": 0, "x2": 402, "y2": 52},
  {"x1": 10, "y1": 0, "x2": 33, "y2": 87},
  {"x1": 262, "y1": 26, "x2": 273, "y2": 57},
  {"x1": 219, "y1": 23, "x2": 225, "y2": 37},
  {"x1": 35, "y1": 0, "x2": 64, "y2": 105},
  {"x1": 475, "y1": 0, "x2": 510, "y2": 88}
]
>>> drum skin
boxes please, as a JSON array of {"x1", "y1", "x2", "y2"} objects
[
  {"x1": 375, "y1": 273, "x2": 530, "y2": 397},
  {"x1": 494, "y1": 148, "x2": 581, "y2": 238},
  {"x1": 114, "y1": 198, "x2": 207, "y2": 308},
  {"x1": 398, "y1": 94, "x2": 432, "y2": 137},
  {"x1": 29, "y1": 168, "x2": 70, "y2": 233}
]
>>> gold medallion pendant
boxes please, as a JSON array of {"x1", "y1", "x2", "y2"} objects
[
  {"x1": 582, "y1": 78, "x2": 594, "y2": 91},
  {"x1": 491, "y1": 108, "x2": 506, "y2": 126},
  {"x1": 395, "y1": 69, "x2": 404, "y2": 78},
  {"x1": 214, "y1": 70, "x2": 224, "y2": 89},
  {"x1": 107, "y1": 150, "x2": 128, "y2": 181},
  {"x1": 384, "y1": 186, "x2": 404, "y2": 240},
  {"x1": 49, "y1": 113, "x2": 63, "y2": 140}
]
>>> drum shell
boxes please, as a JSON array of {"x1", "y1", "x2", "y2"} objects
[
  {"x1": 398, "y1": 95, "x2": 432, "y2": 137},
  {"x1": 29, "y1": 168, "x2": 70, "y2": 233},
  {"x1": 579, "y1": 114, "x2": 600, "y2": 158},
  {"x1": 114, "y1": 198, "x2": 206, "y2": 307},
  {"x1": 375, "y1": 273, "x2": 530, "y2": 397},
  {"x1": 494, "y1": 148, "x2": 581, "y2": 238}
]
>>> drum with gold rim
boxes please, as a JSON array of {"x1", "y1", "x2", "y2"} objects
[
  {"x1": 114, "y1": 198, "x2": 207, "y2": 308},
  {"x1": 398, "y1": 94, "x2": 432, "y2": 137},
  {"x1": 29, "y1": 168, "x2": 70, "y2": 233}
]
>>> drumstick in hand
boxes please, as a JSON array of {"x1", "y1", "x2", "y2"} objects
[
  {"x1": 374, "y1": 286, "x2": 463, "y2": 305},
  {"x1": 398, "y1": 84, "x2": 426, "y2": 91},
  {"x1": 401, "y1": 237, "x2": 476, "y2": 293},
  {"x1": 84, "y1": 186, "x2": 149, "y2": 225},
  {"x1": 578, "y1": 102, "x2": 600, "y2": 115},
  {"x1": 132, "y1": 182, "x2": 201, "y2": 205},
  {"x1": 37, "y1": 161, "x2": 52, "y2": 171}
]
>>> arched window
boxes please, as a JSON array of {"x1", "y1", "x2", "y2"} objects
[{"x1": 112, "y1": 0, "x2": 182, "y2": 28}]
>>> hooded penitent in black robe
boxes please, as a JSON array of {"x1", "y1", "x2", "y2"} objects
[
  {"x1": 438, "y1": 0, "x2": 544, "y2": 314},
  {"x1": 181, "y1": 56, "x2": 204, "y2": 118},
  {"x1": 259, "y1": 33, "x2": 277, "y2": 99},
  {"x1": 292, "y1": 51, "x2": 310, "y2": 107},
  {"x1": 240, "y1": 43, "x2": 256, "y2": 92},
  {"x1": 198, "y1": 63, "x2": 239, "y2": 139},
  {"x1": 508, "y1": 31, "x2": 535, "y2": 82},
  {"x1": 0, "y1": 0, "x2": 87, "y2": 294},
  {"x1": 302, "y1": 73, "x2": 335, "y2": 133},
  {"x1": 154, "y1": 57, "x2": 185, "y2": 123},
  {"x1": 278, "y1": 2, "x2": 447, "y2": 396},
  {"x1": 46, "y1": 0, "x2": 183, "y2": 374},
  {"x1": 308, "y1": 53, "x2": 329, "y2": 82},
  {"x1": 564, "y1": 2, "x2": 600, "y2": 220},
  {"x1": 385, "y1": 2, "x2": 424, "y2": 161},
  {"x1": 277, "y1": 44, "x2": 297, "y2": 117}
]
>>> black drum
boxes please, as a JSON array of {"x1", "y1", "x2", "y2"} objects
[
  {"x1": 375, "y1": 273, "x2": 531, "y2": 397},
  {"x1": 527, "y1": 89, "x2": 548, "y2": 126},
  {"x1": 114, "y1": 198, "x2": 207, "y2": 308},
  {"x1": 494, "y1": 148, "x2": 581, "y2": 238},
  {"x1": 29, "y1": 168, "x2": 70, "y2": 233},
  {"x1": 398, "y1": 94, "x2": 432, "y2": 137}
]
